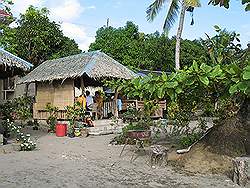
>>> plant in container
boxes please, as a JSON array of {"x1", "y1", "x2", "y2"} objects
[
  {"x1": 65, "y1": 101, "x2": 85, "y2": 138},
  {"x1": 121, "y1": 108, "x2": 153, "y2": 144},
  {"x1": 45, "y1": 103, "x2": 58, "y2": 132}
]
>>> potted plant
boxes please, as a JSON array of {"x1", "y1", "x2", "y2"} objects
[
  {"x1": 122, "y1": 104, "x2": 155, "y2": 141},
  {"x1": 45, "y1": 103, "x2": 58, "y2": 132},
  {"x1": 65, "y1": 101, "x2": 85, "y2": 138}
]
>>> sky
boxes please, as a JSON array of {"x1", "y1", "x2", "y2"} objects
[{"x1": 8, "y1": 0, "x2": 250, "y2": 51}]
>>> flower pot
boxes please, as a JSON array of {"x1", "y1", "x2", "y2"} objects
[
  {"x1": 74, "y1": 128, "x2": 81, "y2": 137},
  {"x1": 127, "y1": 130, "x2": 151, "y2": 140}
]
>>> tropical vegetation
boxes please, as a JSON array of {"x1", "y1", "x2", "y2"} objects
[
  {"x1": 146, "y1": 0, "x2": 250, "y2": 70},
  {"x1": 146, "y1": 0, "x2": 201, "y2": 70},
  {"x1": 0, "y1": 6, "x2": 81, "y2": 66},
  {"x1": 106, "y1": 27, "x2": 250, "y2": 156},
  {"x1": 89, "y1": 21, "x2": 207, "y2": 71}
]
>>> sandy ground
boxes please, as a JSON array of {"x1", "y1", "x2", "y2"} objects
[{"x1": 0, "y1": 130, "x2": 240, "y2": 188}]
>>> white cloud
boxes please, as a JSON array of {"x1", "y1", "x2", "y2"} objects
[
  {"x1": 61, "y1": 22, "x2": 95, "y2": 51},
  {"x1": 48, "y1": 0, "x2": 84, "y2": 22},
  {"x1": 11, "y1": 0, "x2": 96, "y2": 51},
  {"x1": 12, "y1": 0, "x2": 45, "y2": 16},
  {"x1": 86, "y1": 5, "x2": 96, "y2": 10}
]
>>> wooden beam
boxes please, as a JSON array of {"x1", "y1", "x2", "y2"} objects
[
  {"x1": 114, "y1": 88, "x2": 119, "y2": 117},
  {"x1": 80, "y1": 77, "x2": 85, "y2": 95}
]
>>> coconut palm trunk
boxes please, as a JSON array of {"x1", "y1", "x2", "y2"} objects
[
  {"x1": 146, "y1": 0, "x2": 200, "y2": 71},
  {"x1": 175, "y1": 1, "x2": 186, "y2": 70}
]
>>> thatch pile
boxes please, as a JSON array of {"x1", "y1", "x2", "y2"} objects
[
  {"x1": 0, "y1": 48, "x2": 33, "y2": 72},
  {"x1": 19, "y1": 51, "x2": 136, "y2": 84}
]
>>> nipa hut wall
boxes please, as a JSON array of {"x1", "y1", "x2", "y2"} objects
[{"x1": 33, "y1": 79, "x2": 74, "y2": 119}]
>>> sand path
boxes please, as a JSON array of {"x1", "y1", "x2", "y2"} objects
[{"x1": 0, "y1": 132, "x2": 239, "y2": 188}]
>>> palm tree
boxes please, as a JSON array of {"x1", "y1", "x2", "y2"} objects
[{"x1": 147, "y1": 0, "x2": 201, "y2": 70}]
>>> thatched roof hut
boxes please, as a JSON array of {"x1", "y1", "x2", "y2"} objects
[
  {"x1": 19, "y1": 51, "x2": 136, "y2": 84},
  {"x1": 19, "y1": 51, "x2": 136, "y2": 120},
  {"x1": 0, "y1": 48, "x2": 33, "y2": 78}
]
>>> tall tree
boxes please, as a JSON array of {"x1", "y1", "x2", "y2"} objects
[
  {"x1": 147, "y1": 0, "x2": 201, "y2": 70},
  {"x1": 89, "y1": 21, "x2": 207, "y2": 71},
  {"x1": 0, "y1": 6, "x2": 81, "y2": 66}
]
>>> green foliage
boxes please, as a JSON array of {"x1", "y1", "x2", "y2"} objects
[
  {"x1": 122, "y1": 106, "x2": 140, "y2": 123},
  {"x1": 0, "y1": 100, "x2": 14, "y2": 120},
  {"x1": 0, "y1": 96, "x2": 33, "y2": 121},
  {"x1": 12, "y1": 96, "x2": 33, "y2": 121},
  {"x1": 45, "y1": 103, "x2": 58, "y2": 132},
  {"x1": 202, "y1": 26, "x2": 244, "y2": 65},
  {"x1": 208, "y1": 0, "x2": 250, "y2": 11},
  {"x1": 106, "y1": 27, "x2": 249, "y2": 130},
  {"x1": 65, "y1": 102, "x2": 85, "y2": 133},
  {"x1": 146, "y1": 0, "x2": 201, "y2": 32},
  {"x1": 0, "y1": 6, "x2": 81, "y2": 66},
  {"x1": 122, "y1": 120, "x2": 151, "y2": 133},
  {"x1": 90, "y1": 22, "x2": 207, "y2": 71},
  {"x1": 179, "y1": 133, "x2": 201, "y2": 148}
]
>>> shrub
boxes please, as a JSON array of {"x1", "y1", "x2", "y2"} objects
[
  {"x1": 179, "y1": 133, "x2": 201, "y2": 148},
  {"x1": 45, "y1": 103, "x2": 58, "y2": 132}
]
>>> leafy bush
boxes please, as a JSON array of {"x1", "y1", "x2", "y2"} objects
[
  {"x1": 122, "y1": 106, "x2": 140, "y2": 123},
  {"x1": 179, "y1": 133, "x2": 201, "y2": 148},
  {"x1": 12, "y1": 96, "x2": 33, "y2": 121},
  {"x1": 65, "y1": 101, "x2": 85, "y2": 134},
  {"x1": 0, "y1": 96, "x2": 33, "y2": 122},
  {"x1": 45, "y1": 103, "x2": 58, "y2": 132}
]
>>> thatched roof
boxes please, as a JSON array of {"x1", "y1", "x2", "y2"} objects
[
  {"x1": 18, "y1": 51, "x2": 136, "y2": 84},
  {"x1": 0, "y1": 48, "x2": 33, "y2": 78}
]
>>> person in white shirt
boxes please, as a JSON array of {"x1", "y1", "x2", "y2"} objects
[{"x1": 86, "y1": 90, "x2": 93, "y2": 111}]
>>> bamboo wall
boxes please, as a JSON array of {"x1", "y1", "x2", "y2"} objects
[{"x1": 33, "y1": 79, "x2": 74, "y2": 119}]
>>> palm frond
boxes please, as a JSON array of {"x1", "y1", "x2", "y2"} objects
[
  {"x1": 184, "y1": 0, "x2": 201, "y2": 7},
  {"x1": 163, "y1": 0, "x2": 180, "y2": 32},
  {"x1": 146, "y1": 0, "x2": 167, "y2": 22}
]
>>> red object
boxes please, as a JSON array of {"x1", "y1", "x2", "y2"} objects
[
  {"x1": 0, "y1": 9, "x2": 11, "y2": 17},
  {"x1": 127, "y1": 130, "x2": 151, "y2": 140},
  {"x1": 56, "y1": 123, "x2": 67, "y2": 137}
]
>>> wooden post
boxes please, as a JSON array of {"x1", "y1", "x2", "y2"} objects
[
  {"x1": 80, "y1": 77, "x2": 85, "y2": 95},
  {"x1": 114, "y1": 88, "x2": 119, "y2": 118}
]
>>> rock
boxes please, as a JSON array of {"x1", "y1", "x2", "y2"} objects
[{"x1": 232, "y1": 157, "x2": 250, "y2": 187}]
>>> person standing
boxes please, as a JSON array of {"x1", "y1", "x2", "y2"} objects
[
  {"x1": 77, "y1": 94, "x2": 86, "y2": 109},
  {"x1": 94, "y1": 91, "x2": 104, "y2": 119},
  {"x1": 86, "y1": 90, "x2": 93, "y2": 111}
]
